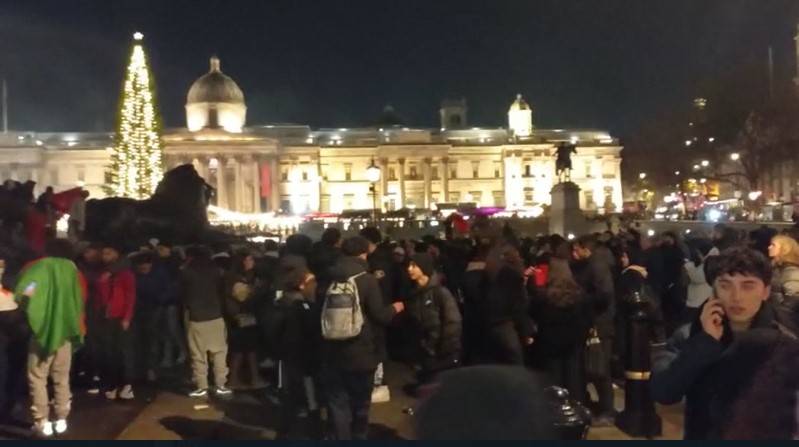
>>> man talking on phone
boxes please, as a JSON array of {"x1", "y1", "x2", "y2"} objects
[{"x1": 651, "y1": 246, "x2": 797, "y2": 439}]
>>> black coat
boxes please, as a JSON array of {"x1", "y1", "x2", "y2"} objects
[
  {"x1": 572, "y1": 254, "x2": 616, "y2": 338},
  {"x1": 651, "y1": 301, "x2": 797, "y2": 439},
  {"x1": 321, "y1": 256, "x2": 396, "y2": 372},
  {"x1": 275, "y1": 290, "x2": 321, "y2": 374},
  {"x1": 407, "y1": 274, "x2": 463, "y2": 362},
  {"x1": 529, "y1": 293, "x2": 591, "y2": 360}
]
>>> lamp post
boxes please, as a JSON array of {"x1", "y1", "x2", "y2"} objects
[{"x1": 366, "y1": 158, "x2": 381, "y2": 223}]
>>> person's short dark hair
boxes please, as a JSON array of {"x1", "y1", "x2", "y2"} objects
[
  {"x1": 284, "y1": 234, "x2": 313, "y2": 257},
  {"x1": 131, "y1": 251, "x2": 155, "y2": 266},
  {"x1": 277, "y1": 255, "x2": 309, "y2": 291},
  {"x1": 101, "y1": 241, "x2": 124, "y2": 255},
  {"x1": 342, "y1": 236, "x2": 370, "y2": 257},
  {"x1": 321, "y1": 228, "x2": 342, "y2": 246},
  {"x1": 705, "y1": 246, "x2": 772, "y2": 285},
  {"x1": 45, "y1": 239, "x2": 74, "y2": 259},
  {"x1": 575, "y1": 234, "x2": 598, "y2": 251},
  {"x1": 359, "y1": 227, "x2": 382, "y2": 245}
]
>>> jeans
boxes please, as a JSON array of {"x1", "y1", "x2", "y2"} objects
[
  {"x1": 158, "y1": 305, "x2": 187, "y2": 364},
  {"x1": 97, "y1": 318, "x2": 135, "y2": 390},
  {"x1": 323, "y1": 368, "x2": 375, "y2": 440}
]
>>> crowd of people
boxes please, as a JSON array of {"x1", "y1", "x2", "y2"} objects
[{"x1": 1, "y1": 191, "x2": 799, "y2": 439}]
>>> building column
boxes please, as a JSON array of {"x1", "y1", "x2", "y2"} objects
[
  {"x1": 216, "y1": 156, "x2": 228, "y2": 209},
  {"x1": 503, "y1": 151, "x2": 514, "y2": 208},
  {"x1": 379, "y1": 157, "x2": 388, "y2": 211},
  {"x1": 270, "y1": 158, "x2": 281, "y2": 212},
  {"x1": 250, "y1": 157, "x2": 261, "y2": 213},
  {"x1": 440, "y1": 157, "x2": 449, "y2": 203},
  {"x1": 398, "y1": 157, "x2": 406, "y2": 208},
  {"x1": 423, "y1": 157, "x2": 432, "y2": 208},
  {"x1": 233, "y1": 156, "x2": 245, "y2": 212},
  {"x1": 195, "y1": 155, "x2": 209, "y2": 181}
]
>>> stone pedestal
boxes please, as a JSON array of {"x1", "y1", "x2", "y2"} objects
[{"x1": 549, "y1": 181, "x2": 585, "y2": 236}]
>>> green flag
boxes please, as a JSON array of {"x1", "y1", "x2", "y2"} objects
[{"x1": 16, "y1": 257, "x2": 85, "y2": 355}]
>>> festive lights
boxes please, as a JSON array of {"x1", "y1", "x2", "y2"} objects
[{"x1": 106, "y1": 32, "x2": 164, "y2": 199}]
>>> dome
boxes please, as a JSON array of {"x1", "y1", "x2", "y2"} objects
[
  {"x1": 509, "y1": 93, "x2": 531, "y2": 112},
  {"x1": 187, "y1": 56, "x2": 245, "y2": 104}
]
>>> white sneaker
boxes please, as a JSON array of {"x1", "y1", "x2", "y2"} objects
[
  {"x1": 119, "y1": 385, "x2": 135, "y2": 400},
  {"x1": 35, "y1": 420, "x2": 53, "y2": 437},
  {"x1": 371, "y1": 385, "x2": 391, "y2": 403},
  {"x1": 215, "y1": 386, "x2": 232, "y2": 396},
  {"x1": 188, "y1": 388, "x2": 208, "y2": 398},
  {"x1": 104, "y1": 388, "x2": 118, "y2": 400},
  {"x1": 54, "y1": 419, "x2": 68, "y2": 434}
]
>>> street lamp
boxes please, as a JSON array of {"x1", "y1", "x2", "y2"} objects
[
  {"x1": 730, "y1": 152, "x2": 740, "y2": 161},
  {"x1": 366, "y1": 158, "x2": 381, "y2": 223},
  {"x1": 639, "y1": 172, "x2": 647, "y2": 180},
  {"x1": 701, "y1": 160, "x2": 710, "y2": 167}
]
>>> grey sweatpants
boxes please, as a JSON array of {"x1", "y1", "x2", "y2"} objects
[{"x1": 187, "y1": 318, "x2": 228, "y2": 389}]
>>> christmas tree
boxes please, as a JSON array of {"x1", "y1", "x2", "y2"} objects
[{"x1": 107, "y1": 32, "x2": 164, "y2": 199}]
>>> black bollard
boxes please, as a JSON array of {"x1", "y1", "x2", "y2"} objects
[
  {"x1": 545, "y1": 386, "x2": 591, "y2": 440},
  {"x1": 615, "y1": 291, "x2": 662, "y2": 438}
]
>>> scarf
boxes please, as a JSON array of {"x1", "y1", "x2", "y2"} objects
[{"x1": 15, "y1": 257, "x2": 85, "y2": 355}]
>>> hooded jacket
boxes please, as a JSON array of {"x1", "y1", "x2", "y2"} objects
[
  {"x1": 321, "y1": 256, "x2": 396, "y2": 372},
  {"x1": 407, "y1": 274, "x2": 462, "y2": 362}
]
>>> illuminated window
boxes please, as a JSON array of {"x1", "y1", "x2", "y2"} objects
[
  {"x1": 432, "y1": 167, "x2": 439, "y2": 180},
  {"x1": 449, "y1": 192, "x2": 460, "y2": 202},
  {"x1": 584, "y1": 161, "x2": 592, "y2": 178},
  {"x1": 344, "y1": 163, "x2": 352, "y2": 181},
  {"x1": 388, "y1": 168, "x2": 396, "y2": 180},
  {"x1": 472, "y1": 161, "x2": 480, "y2": 179},
  {"x1": 469, "y1": 191, "x2": 482, "y2": 203},
  {"x1": 302, "y1": 171, "x2": 308, "y2": 181},
  {"x1": 492, "y1": 191, "x2": 504, "y2": 206},
  {"x1": 494, "y1": 163, "x2": 501, "y2": 178},
  {"x1": 450, "y1": 167, "x2": 457, "y2": 179},
  {"x1": 281, "y1": 168, "x2": 288, "y2": 181},
  {"x1": 410, "y1": 165, "x2": 418, "y2": 179},
  {"x1": 524, "y1": 187, "x2": 534, "y2": 204},
  {"x1": 584, "y1": 190, "x2": 595, "y2": 207},
  {"x1": 525, "y1": 165, "x2": 531, "y2": 177}
]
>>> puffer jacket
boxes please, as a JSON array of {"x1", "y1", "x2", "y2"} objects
[
  {"x1": 407, "y1": 274, "x2": 462, "y2": 362},
  {"x1": 321, "y1": 256, "x2": 396, "y2": 372}
]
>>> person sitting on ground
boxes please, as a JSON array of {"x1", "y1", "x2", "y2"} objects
[{"x1": 651, "y1": 246, "x2": 798, "y2": 439}]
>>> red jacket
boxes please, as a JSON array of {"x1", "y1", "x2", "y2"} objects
[{"x1": 96, "y1": 268, "x2": 136, "y2": 323}]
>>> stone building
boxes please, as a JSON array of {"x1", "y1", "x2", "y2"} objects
[{"x1": 0, "y1": 56, "x2": 623, "y2": 215}]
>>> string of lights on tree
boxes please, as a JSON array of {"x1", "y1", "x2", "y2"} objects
[{"x1": 106, "y1": 32, "x2": 164, "y2": 199}]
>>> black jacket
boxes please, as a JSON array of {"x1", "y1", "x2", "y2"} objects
[
  {"x1": 275, "y1": 290, "x2": 321, "y2": 374},
  {"x1": 480, "y1": 266, "x2": 535, "y2": 339},
  {"x1": 407, "y1": 274, "x2": 462, "y2": 361},
  {"x1": 572, "y1": 254, "x2": 616, "y2": 337},
  {"x1": 650, "y1": 301, "x2": 797, "y2": 439},
  {"x1": 322, "y1": 256, "x2": 397, "y2": 372},
  {"x1": 529, "y1": 291, "x2": 591, "y2": 360},
  {"x1": 180, "y1": 261, "x2": 224, "y2": 322}
]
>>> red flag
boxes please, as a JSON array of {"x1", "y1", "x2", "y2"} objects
[{"x1": 50, "y1": 188, "x2": 84, "y2": 213}]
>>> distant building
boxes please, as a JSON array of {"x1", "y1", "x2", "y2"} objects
[{"x1": 0, "y1": 56, "x2": 623, "y2": 214}]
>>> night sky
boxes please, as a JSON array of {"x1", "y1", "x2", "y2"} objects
[{"x1": 1, "y1": 0, "x2": 797, "y2": 137}]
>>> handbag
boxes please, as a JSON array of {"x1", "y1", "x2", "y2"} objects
[{"x1": 584, "y1": 327, "x2": 608, "y2": 380}]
